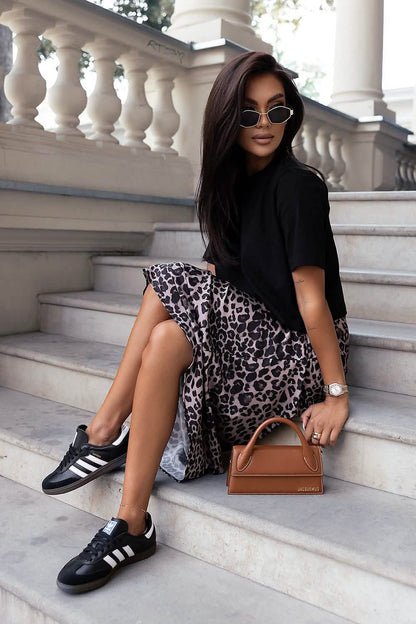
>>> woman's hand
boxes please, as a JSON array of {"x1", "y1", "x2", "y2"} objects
[{"x1": 300, "y1": 395, "x2": 349, "y2": 447}]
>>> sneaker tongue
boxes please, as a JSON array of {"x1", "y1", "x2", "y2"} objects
[
  {"x1": 72, "y1": 425, "x2": 89, "y2": 449},
  {"x1": 102, "y1": 517, "x2": 128, "y2": 537}
]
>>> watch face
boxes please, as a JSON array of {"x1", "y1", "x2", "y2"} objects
[{"x1": 330, "y1": 383, "x2": 343, "y2": 396}]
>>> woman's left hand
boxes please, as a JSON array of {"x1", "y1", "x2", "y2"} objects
[{"x1": 300, "y1": 395, "x2": 349, "y2": 447}]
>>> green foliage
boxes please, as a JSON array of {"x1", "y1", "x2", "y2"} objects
[
  {"x1": 110, "y1": 0, "x2": 174, "y2": 30},
  {"x1": 37, "y1": 38, "x2": 56, "y2": 62},
  {"x1": 37, "y1": 38, "x2": 92, "y2": 79}
]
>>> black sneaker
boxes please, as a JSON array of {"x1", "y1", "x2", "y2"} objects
[
  {"x1": 57, "y1": 514, "x2": 156, "y2": 594},
  {"x1": 42, "y1": 423, "x2": 130, "y2": 495}
]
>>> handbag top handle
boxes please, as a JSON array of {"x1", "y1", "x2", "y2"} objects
[{"x1": 236, "y1": 416, "x2": 319, "y2": 472}]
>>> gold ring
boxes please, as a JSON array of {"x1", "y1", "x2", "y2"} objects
[{"x1": 312, "y1": 432, "x2": 321, "y2": 441}]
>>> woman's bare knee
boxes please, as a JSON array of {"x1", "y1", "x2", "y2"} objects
[{"x1": 143, "y1": 319, "x2": 193, "y2": 370}]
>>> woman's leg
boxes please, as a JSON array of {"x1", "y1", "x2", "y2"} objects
[
  {"x1": 115, "y1": 319, "x2": 194, "y2": 535},
  {"x1": 86, "y1": 284, "x2": 172, "y2": 445}
]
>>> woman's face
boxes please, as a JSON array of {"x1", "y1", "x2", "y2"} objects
[{"x1": 237, "y1": 72, "x2": 288, "y2": 175}]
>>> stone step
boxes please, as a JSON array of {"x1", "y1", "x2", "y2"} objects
[
  {"x1": 93, "y1": 255, "x2": 416, "y2": 323},
  {"x1": 142, "y1": 221, "x2": 416, "y2": 273},
  {"x1": 271, "y1": 385, "x2": 416, "y2": 499},
  {"x1": 145, "y1": 222, "x2": 206, "y2": 258},
  {"x1": 45, "y1": 264, "x2": 416, "y2": 340},
  {"x1": 328, "y1": 190, "x2": 416, "y2": 225},
  {"x1": 0, "y1": 402, "x2": 414, "y2": 624},
  {"x1": 0, "y1": 477, "x2": 352, "y2": 624},
  {"x1": 341, "y1": 268, "x2": 416, "y2": 324},
  {"x1": 38, "y1": 290, "x2": 142, "y2": 347},
  {"x1": 347, "y1": 318, "x2": 416, "y2": 396},
  {"x1": 25, "y1": 298, "x2": 416, "y2": 396},
  {"x1": 0, "y1": 332, "x2": 118, "y2": 413},
  {"x1": 333, "y1": 225, "x2": 416, "y2": 271},
  {"x1": 0, "y1": 372, "x2": 415, "y2": 502},
  {"x1": 92, "y1": 254, "x2": 206, "y2": 294}
]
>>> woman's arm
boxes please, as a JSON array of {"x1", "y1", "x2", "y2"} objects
[
  {"x1": 206, "y1": 262, "x2": 216, "y2": 276},
  {"x1": 292, "y1": 265, "x2": 349, "y2": 447}
]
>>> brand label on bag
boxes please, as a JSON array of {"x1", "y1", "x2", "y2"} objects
[{"x1": 298, "y1": 486, "x2": 321, "y2": 492}]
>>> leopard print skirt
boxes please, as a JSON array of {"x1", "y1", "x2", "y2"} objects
[{"x1": 141, "y1": 261, "x2": 349, "y2": 483}]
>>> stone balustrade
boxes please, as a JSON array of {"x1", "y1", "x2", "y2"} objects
[
  {"x1": 0, "y1": 0, "x2": 414, "y2": 192},
  {"x1": 294, "y1": 97, "x2": 357, "y2": 191},
  {"x1": 396, "y1": 144, "x2": 416, "y2": 190},
  {"x1": 0, "y1": 0, "x2": 192, "y2": 151}
]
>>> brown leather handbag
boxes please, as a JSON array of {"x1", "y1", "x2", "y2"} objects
[{"x1": 226, "y1": 416, "x2": 323, "y2": 494}]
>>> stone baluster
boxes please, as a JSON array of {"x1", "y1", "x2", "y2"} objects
[
  {"x1": 395, "y1": 154, "x2": 405, "y2": 190},
  {"x1": 395, "y1": 153, "x2": 416, "y2": 191},
  {"x1": 44, "y1": 24, "x2": 92, "y2": 138},
  {"x1": 146, "y1": 64, "x2": 180, "y2": 154},
  {"x1": 328, "y1": 132, "x2": 346, "y2": 191},
  {"x1": 402, "y1": 157, "x2": 411, "y2": 190},
  {"x1": 411, "y1": 160, "x2": 416, "y2": 190},
  {"x1": 293, "y1": 125, "x2": 307, "y2": 163},
  {"x1": 404, "y1": 157, "x2": 416, "y2": 190},
  {"x1": 118, "y1": 50, "x2": 153, "y2": 149},
  {"x1": 317, "y1": 126, "x2": 335, "y2": 189},
  {"x1": 400, "y1": 155, "x2": 413, "y2": 190},
  {"x1": 1, "y1": 7, "x2": 54, "y2": 129},
  {"x1": 303, "y1": 120, "x2": 321, "y2": 170},
  {"x1": 85, "y1": 39, "x2": 126, "y2": 143}
]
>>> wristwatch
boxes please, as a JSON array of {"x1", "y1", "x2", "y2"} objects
[{"x1": 323, "y1": 382, "x2": 349, "y2": 397}]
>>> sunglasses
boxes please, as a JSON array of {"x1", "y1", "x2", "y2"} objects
[{"x1": 240, "y1": 105, "x2": 294, "y2": 128}]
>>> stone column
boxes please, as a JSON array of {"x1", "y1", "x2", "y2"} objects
[
  {"x1": 167, "y1": 0, "x2": 271, "y2": 52},
  {"x1": 330, "y1": 0, "x2": 395, "y2": 121}
]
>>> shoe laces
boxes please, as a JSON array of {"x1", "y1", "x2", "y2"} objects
[
  {"x1": 80, "y1": 530, "x2": 112, "y2": 563},
  {"x1": 57, "y1": 444, "x2": 79, "y2": 470}
]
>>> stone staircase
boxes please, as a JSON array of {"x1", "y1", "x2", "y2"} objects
[{"x1": 0, "y1": 191, "x2": 415, "y2": 623}]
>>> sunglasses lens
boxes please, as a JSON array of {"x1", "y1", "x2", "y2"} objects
[
  {"x1": 268, "y1": 106, "x2": 291, "y2": 123},
  {"x1": 240, "y1": 110, "x2": 259, "y2": 127}
]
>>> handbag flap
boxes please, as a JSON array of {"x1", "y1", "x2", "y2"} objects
[{"x1": 230, "y1": 444, "x2": 323, "y2": 477}]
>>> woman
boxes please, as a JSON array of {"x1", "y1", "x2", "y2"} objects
[{"x1": 42, "y1": 51, "x2": 349, "y2": 594}]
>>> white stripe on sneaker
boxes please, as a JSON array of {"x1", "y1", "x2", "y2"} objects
[
  {"x1": 103, "y1": 555, "x2": 117, "y2": 569},
  {"x1": 145, "y1": 523, "x2": 155, "y2": 540},
  {"x1": 85, "y1": 454, "x2": 107, "y2": 467},
  {"x1": 122, "y1": 545, "x2": 134, "y2": 557},
  {"x1": 112, "y1": 549, "x2": 125, "y2": 562},
  {"x1": 112, "y1": 423, "x2": 129, "y2": 447},
  {"x1": 76, "y1": 459, "x2": 99, "y2": 472},
  {"x1": 69, "y1": 465, "x2": 88, "y2": 478}
]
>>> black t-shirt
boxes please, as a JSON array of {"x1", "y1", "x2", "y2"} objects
[{"x1": 202, "y1": 152, "x2": 347, "y2": 333}]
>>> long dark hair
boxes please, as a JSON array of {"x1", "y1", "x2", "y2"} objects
[{"x1": 196, "y1": 51, "x2": 312, "y2": 267}]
